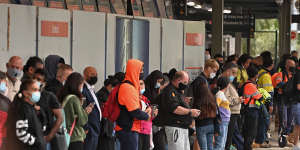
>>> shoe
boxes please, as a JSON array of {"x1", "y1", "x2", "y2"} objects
[
  {"x1": 251, "y1": 143, "x2": 260, "y2": 148},
  {"x1": 259, "y1": 143, "x2": 272, "y2": 148},
  {"x1": 230, "y1": 145, "x2": 237, "y2": 150},
  {"x1": 287, "y1": 141, "x2": 295, "y2": 147}
]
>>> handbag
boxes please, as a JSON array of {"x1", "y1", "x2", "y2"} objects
[{"x1": 50, "y1": 127, "x2": 68, "y2": 150}]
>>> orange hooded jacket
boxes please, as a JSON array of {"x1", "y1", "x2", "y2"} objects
[{"x1": 116, "y1": 59, "x2": 144, "y2": 132}]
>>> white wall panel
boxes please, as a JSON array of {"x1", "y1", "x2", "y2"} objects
[
  {"x1": 38, "y1": 7, "x2": 71, "y2": 64},
  {"x1": 161, "y1": 19, "x2": 183, "y2": 72},
  {"x1": 0, "y1": 5, "x2": 36, "y2": 71},
  {"x1": 184, "y1": 21, "x2": 205, "y2": 80},
  {"x1": 106, "y1": 14, "x2": 116, "y2": 76},
  {"x1": 72, "y1": 10, "x2": 106, "y2": 90},
  {"x1": 0, "y1": 4, "x2": 8, "y2": 71},
  {"x1": 134, "y1": 16, "x2": 161, "y2": 72}
]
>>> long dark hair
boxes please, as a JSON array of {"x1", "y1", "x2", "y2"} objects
[
  {"x1": 144, "y1": 70, "x2": 163, "y2": 102},
  {"x1": 192, "y1": 77, "x2": 216, "y2": 119},
  {"x1": 57, "y1": 72, "x2": 84, "y2": 103}
]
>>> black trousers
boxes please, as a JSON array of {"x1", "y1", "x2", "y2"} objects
[
  {"x1": 139, "y1": 133, "x2": 150, "y2": 150},
  {"x1": 225, "y1": 114, "x2": 240, "y2": 150},
  {"x1": 243, "y1": 108, "x2": 259, "y2": 150},
  {"x1": 153, "y1": 129, "x2": 167, "y2": 150},
  {"x1": 69, "y1": 141, "x2": 84, "y2": 150}
]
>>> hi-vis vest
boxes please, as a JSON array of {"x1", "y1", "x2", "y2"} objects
[{"x1": 257, "y1": 69, "x2": 274, "y2": 93}]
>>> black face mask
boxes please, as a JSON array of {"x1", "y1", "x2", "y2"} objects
[
  {"x1": 87, "y1": 76, "x2": 98, "y2": 85},
  {"x1": 178, "y1": 83, "x2": 188, "y2": 91},
  {"x1": 289, "y1": 67, "x2": 296, "y2": 73}
]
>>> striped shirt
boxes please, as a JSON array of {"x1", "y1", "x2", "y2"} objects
[{"x1": 216, "y1": 91, "x2": 231, "y2": 122}]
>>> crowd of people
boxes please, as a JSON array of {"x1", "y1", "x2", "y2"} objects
[{"x1": 0, "y1": 50, "x2": 299, "y2": 150}]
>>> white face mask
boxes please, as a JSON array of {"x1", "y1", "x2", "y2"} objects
[
  {"x1": 205, "y1": 54, "x2": 211, "y2": 60},
  {"x1": 210, "y1": 72, "x2": 216, "y2": 79}
]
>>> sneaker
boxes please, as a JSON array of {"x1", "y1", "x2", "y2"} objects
[
  {"x1": 230, "y1": 145, "x2": 237, "y2": 150},
  {"x1": 259, "y1": 143, "x2": 272, "y2": 148},
  {"x1": 252, "y1": 143, "x2": 260, "y2": 148}
]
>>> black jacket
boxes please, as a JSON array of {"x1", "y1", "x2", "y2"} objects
[
  {"x1": 6, "y1": 98, "x2": 46, "y2": 150},
  {"x1": 156, "y1": 84, "x2": 192, "y2": 129}
]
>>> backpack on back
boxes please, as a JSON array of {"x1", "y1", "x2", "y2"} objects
[{"x1": 102, "y1": 81, "x2": 133, "y2": 122}]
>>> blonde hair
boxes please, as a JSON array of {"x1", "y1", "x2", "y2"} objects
[{"x1": 205, "y1": 59, "x2": 219, "y2": 70}]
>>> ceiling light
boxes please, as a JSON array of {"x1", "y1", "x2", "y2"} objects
[
  {"x1": 194, "y1": 4, "x2": 202, "y2": 9},
  {"x1": 208, "y1": 8, "x2": 212, "y2": 11},
  {"x1": 224, "y1": 9, "x2": 231, "y2": 14},
  {"x1": 187, "y1": 1, "x2": 195, "y2": 6}
]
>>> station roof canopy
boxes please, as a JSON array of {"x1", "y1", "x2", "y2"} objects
[{"x1": 174, "y1": 0, "x2": 281, "y2": 20}]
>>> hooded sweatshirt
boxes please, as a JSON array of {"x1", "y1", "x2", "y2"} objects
[
  {"x1": 45, "y1": 55, "x2": 65, "y2": 81},
  {"x1": 115, "y1": 59, "x2": 149, "y2": 132}
]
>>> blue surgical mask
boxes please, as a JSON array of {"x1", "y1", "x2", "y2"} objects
[
  {"x1": 155, "y1": 82, "x2": 161, "y2": 89},
  {"x1": 0, "y1": 82, "x2": 7, "y2": 94},
  {"x1": 229, "y1": 76, "x2": 235, "y2": 82},
  {"x1": 30, "y1": 91, "x2": 41, "y2": 103},
  {"x1": 36, "y1": 81, "x2": 41, "y2": 88},
  {"x1": 140, "y1": 89, "x2": 145, "y2": 95},
  {"x1": 7, "y1": 68, "x2": 22, "y2": 78}
]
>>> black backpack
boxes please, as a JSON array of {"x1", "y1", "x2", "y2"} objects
[{"x1": 282, "y1": 71, "x2": 295, "y2": 102}]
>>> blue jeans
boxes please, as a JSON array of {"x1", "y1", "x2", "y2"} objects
[
  {"x1": 46, "y1": 143, "x2": 51, "y2": 150},
  {"x1": 196, "y1": 124, "x2": 214, "y2": 150},
  {"x1": 255, "y1": 104, "x2": 270, "y2": 144},
  {"x1": 292, "y1": 103, "x2": 300, "y2": 125},
  {"x1": 278, "y1": 100, "x2": 293, "y2": 135},
  {"x1": 214, "y1": 122, "x2": 229, "y2": 150},
  {"x1": 116, "y1": 130, "x2": 138, "y2": 150}
]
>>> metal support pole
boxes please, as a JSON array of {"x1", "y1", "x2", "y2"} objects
[
  {"x1": 279, "y1": 0, "x2": 292, "y2": 57},
  {"x1": 235, "y1": 32, "x2": 242, "y2": 56},
  {"x1": 211, "y1": 0, "x2": 224, "y2": 56}
]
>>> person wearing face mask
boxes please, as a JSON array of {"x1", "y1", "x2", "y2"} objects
[
  {"x1": 198, "y1": 59, "x2": 219, "y2": 89},
  {"x1": 159, "y1": 71, "x2": 200, "y2": 150},
  {"x1": 272, "y1": 58, "x2": 297, "y2": 145},
  {"x1": 81, "y1": 66, "x2": 102, "y2": 150},
  {"x1": 205, "y1": 49, "x2": 211, "y2": 61},
  {"x1": 33, "y1": 69, "x2": 63, "y2": 150},
  {"x1": 45, "y1": 64, "x2": 73, "y2": 96},
  {"x1": 220, "y1": 63, "x2": 243, "y2": 150},
  {"x1": 22, "y1": 56, "x2": 44, "y2": 82},
  {"x1": 139, "y1": 79, "x2": 158, "y2": 150},
  {"x1": 0, "y1": 72, "x2": 11, "y2": 150},
  {"x1": 144, "y1": 70, "x2": 164, "y2": 103},
  {"x1": 96, "y1": 76, "x2": 119, "y2": 150},
  {"x1": 5, "y1": 79, "x2": 46, "y2": 150},
  {"x1": 5, "y1": 56, "x2": 23, "y2": 101}
]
